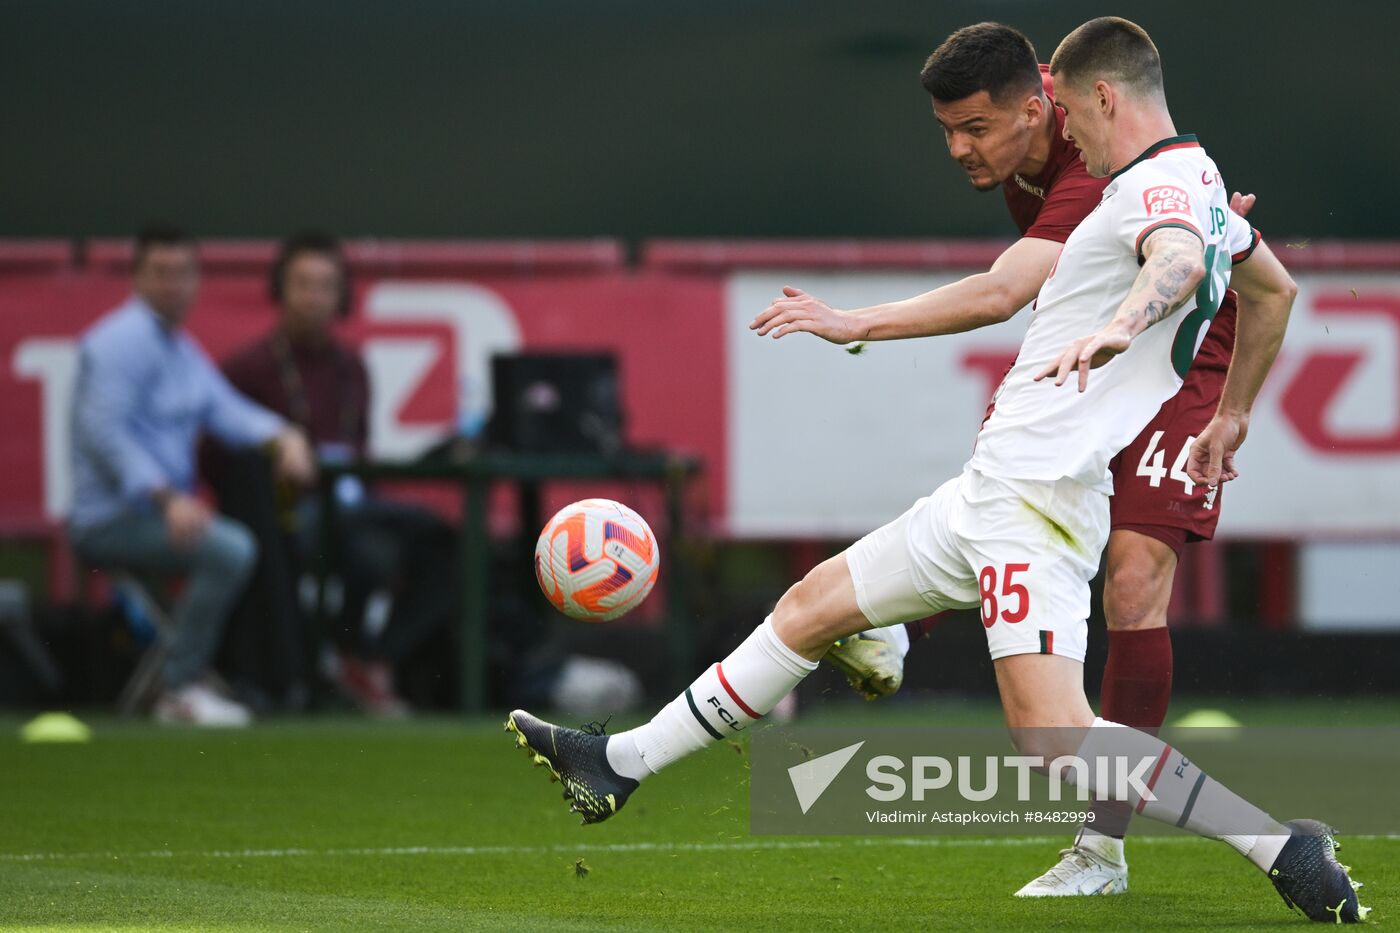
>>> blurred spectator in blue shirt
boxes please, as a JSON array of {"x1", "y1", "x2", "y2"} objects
[{"x1": 69, "y1": 225, "x2": 315, "y2": 726}]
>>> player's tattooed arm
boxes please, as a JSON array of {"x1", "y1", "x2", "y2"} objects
[
  {"x1": 1186, "y1": 239, "x2": 1296, "y2": 486},
  {"x1": 1035, "y1": 227, "x2": 1206, "y2": 392},
  {"x1": 1122, "y1": 227, "x2": 1208, "y2": 331}
]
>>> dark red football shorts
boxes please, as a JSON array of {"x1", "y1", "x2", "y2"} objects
[{"x1": 1108, "y1": 361, "x2": 1227, "y2": 558}]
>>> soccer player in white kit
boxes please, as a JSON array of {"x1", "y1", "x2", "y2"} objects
[{"x1": 507, "y1": 17, "x2": 1365, "y2": 922}]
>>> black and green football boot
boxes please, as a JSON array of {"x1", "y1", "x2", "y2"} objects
[
  {"x1": 1267, "y1": 819, "x2": 1369, "y2": 923},
  {"x1": 505, "y1": 709, "x2": 638, "y2": 825}
]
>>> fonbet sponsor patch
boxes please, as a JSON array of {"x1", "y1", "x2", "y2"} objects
[{"x1": 1143, "y1": 185, "x2": 1192, "y2": 216}]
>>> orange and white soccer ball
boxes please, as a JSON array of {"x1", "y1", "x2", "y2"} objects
[{"x1": 534, "y1": 498, "x2": 660, "y2": 622}]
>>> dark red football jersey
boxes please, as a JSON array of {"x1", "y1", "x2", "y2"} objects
[{"x1": 1002, "y1": 65, "x2": 1237, "y2": 372}]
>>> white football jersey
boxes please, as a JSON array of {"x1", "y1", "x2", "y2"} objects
[{"x1": 969, "y1": 135, "x2": 1259, "y2": 493}]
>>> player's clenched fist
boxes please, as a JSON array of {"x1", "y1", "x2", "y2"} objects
[{"x1": 750, "y1": 286, "x2": 861, "y2": 344}]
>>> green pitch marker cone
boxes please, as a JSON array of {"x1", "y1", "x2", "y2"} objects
[{"x1": 20, "y1": 711, "x2": 92, "y2": 743}]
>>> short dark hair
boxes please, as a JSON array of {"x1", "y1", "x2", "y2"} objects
[
  {"x1": 1049, "y1": 17, "x2": 1164, "y2": 98},
  {"x1": 920, "y1": 22, "x2": 1042, "y2": 104},
  {"x1": 133, "y1": 223, "x2": 195, "y2": 269},
  {"x1": 269, "y1": 229, "x2": 350, "y2": 317}
]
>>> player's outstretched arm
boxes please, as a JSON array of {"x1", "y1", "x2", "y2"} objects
[
  {"x1": 1035, "y1": 227, "x2": 1206, "y2": 392},
  {"x1": 1186, "y1": 240, "x2": 1296, "y2": 486},
  {"x1": 749, "y1": 236, "x2": 1061, "y2": 344}
]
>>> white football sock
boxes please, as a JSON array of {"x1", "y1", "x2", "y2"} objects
[
  {"x1": 604, "y1": 726, "x2": 649, "y2": 780},
  {"x1": 608, "y1": 616, "x2": 816, "y2": 780},
  {"x1": 1076, "y1": 826, "x2": 1125, "y2": 864},
  {"x1": 1221, "y1": 833, "x2": 1290, "y2": 871},
  {"x1": 1070, "y1": 719, "x2": 1290, "y2": 872}
]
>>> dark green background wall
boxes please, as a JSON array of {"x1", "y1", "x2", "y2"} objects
[{"x1": 5, "y1": 1, "x2": 1393, "y2": 241}]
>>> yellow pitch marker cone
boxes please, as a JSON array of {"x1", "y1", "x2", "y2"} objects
[
  {"x1": 1173, "y1": 708, "x2": 1242, "y2": 728},
  {"x1": 1171, "y1": 708, "x2": 1242, "y2": 740},
  {"x1": 20, "y1": 712, "x2": 92, "y2": 743}
]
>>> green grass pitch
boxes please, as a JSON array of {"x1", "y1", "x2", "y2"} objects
[{"x1": 1, "y1": 699, "x2": 1393, "y2": 931}]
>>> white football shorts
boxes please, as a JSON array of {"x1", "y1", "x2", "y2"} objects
[{"x1": 844, "y1": 468, "x2": 1109, "y2": 663}]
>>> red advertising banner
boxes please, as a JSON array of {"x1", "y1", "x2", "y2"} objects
[
  {"x1": 1, "y1": 255, "x2": 725, "y2": 538},
  {"x1": 6, "y1": 239, "x2": 1400, "y2": 548}
]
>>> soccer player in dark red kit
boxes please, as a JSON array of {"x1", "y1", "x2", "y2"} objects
[{"x1": 750, "y1": 21, "x2": 1257, "y2": 896}]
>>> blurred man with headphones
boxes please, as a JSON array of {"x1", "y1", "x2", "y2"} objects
[{"x1": 217, "y1": 232, "x2": 454, "y2": 716}]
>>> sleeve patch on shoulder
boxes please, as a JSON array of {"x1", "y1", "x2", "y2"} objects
[{"x1": 1143, "y1": 185, "x2": 1192, "y2": 216}]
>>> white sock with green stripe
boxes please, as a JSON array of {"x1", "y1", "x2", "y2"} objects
[
  {"x1": 1073, "y1": 719, "x2": 1290, "y2": 871},
  {"x1": 606, "y1": 616, "x2": 817, "y2": 781}
]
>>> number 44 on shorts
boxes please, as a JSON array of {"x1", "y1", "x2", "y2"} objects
[{"x1": 1135, "y1": 430, "x2": 1215, "y2": 508}]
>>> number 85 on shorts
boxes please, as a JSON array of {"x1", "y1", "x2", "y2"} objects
[
  {"x1": 848, "y1": 470, "x2": 1103, "y2": 664},
  {"x1": 973, "y1": 557, "x2": 1091, "y2": 662},
  {"x1": 979, "y1": 563, "x2": 1030, "y2": 628}
]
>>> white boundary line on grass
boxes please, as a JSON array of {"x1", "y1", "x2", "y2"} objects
[{"x1": 3, "y1": 834, "x2": 1397, "y2": 864}]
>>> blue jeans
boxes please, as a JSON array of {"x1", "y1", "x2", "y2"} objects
[{"x1": 73, "y1": 512, "x2": 257, "y2": 689}]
